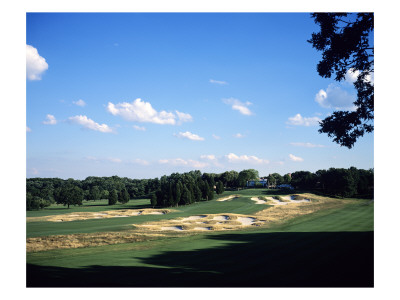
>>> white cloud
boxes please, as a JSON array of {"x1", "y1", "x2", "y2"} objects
[
  {"x1": 200, "y1": 154, "x2": 217, "y2": 161},
  {"x1": 26, "y1": 45, "x2": 48, "y2": 80},
  {"x1": 234, "y1": 133, "x2": 245, "y2": 138},
  {"x1": 107, "y1": 98, "x2": 192, "y2": 125},
  {"x1": 290, "y1": 142, "x2": 326, "y2": 148},
  {"x1": 159, "y1": 158, "x2": 208, "y2": 169},
  {"x1": 68, "y1": 115, "x2": 113, "y2": 133},
  {"x1": 315, "y1": 84, "x2": 356, "y2": 110},
  {"x1": 210, "y1": 79, "x2": 228, "y2": 85},
  {"x1": 223, "y1": 98, "x2": 253, "y2": 116},
  {"x1": 73, "y1": 99, "x2": 86, "y2": 107},
  {"x1": 85, "y1": 156, "x2": 123, "y2": 163},
  {"x1": 26, "y1": 126, "x2": 32, "y2": 132},
  {"x1": 224, "y1": 153, "x2": 269, "y2": 165},
  {"x1": 212, "y1": 134, "x2": 221, "y2": 140},
  {"x1": 133, "y1": 125, "x2": 146, "y2": 131},
  {"x1": 287, "y1": 114, "x2": 321, "y2": 126},
  {"x1": 345, "y1": 69, "x2": 374, "y2": 85},
  {"x1": 175, "y1": 110, "x2": 193, "y2": 123},
  {"x1": 42, "y1": 114, "x2": 57, "y2": 125},
  {"x1": 289, "y1": 154, "x2": 304, "y2": 162},
  {"x1": 174, "y1": 131, "x2": 205, "y2": 141}
]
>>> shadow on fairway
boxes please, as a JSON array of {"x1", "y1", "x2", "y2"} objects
[{"x1": 27, "y1": 231, "x2": 373, "y2": 287}]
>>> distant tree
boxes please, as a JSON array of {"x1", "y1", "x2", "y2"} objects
[
  {"x1": 108, "y1": 189, "x2": 118, "y2": 205},
  {"x1": 201, "y1": 180, "x2": 210, "y2": 200},
  {"x1": 118, "y1": 188, "x2": 130, "y2": 204},
  {"x1": 308, "y1": 13, "x2": 374, "y2": 148},
  {"x1": 238, "y1": 169, "x2": 259, "y2": 187},
  {"x1": 55, "y1": 185, "x2": 84, "y2": 209},
  {"x1": 174, "y1": 181, "x2": 183, "y2": 207},
  {"x1": 193, "y1": 184, "x2": 202, "y2": 202},
  {"x1": 89, "y1": 185, "x2": 101, "y2": 201},
  {"x1": 216, "y1": 181, "x2": 225, "y2": 194},
  {"x1": 283, "y1": 174, "x2": 292, "y2": 184},
  {"x1": 181, "y1": 185, "x2": 192, "y2": 205}
]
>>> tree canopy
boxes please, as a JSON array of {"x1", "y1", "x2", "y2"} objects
[{"x1": 308, "y1": 13, "x2": 374, "y2": 148}]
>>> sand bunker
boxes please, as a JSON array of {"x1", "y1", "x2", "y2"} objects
[
  {"x1": 135, "y1": 213, "x2": 265, "y2": 233},
  {"x1": 213, "y1": 215, "x2": 229, "y2": 221},
  {"x1": 27, "y1": 208, "x2": 175, "y2": 223},
  {"x1": 250, "y1": 197, "x2": 267, "y2": 204},
  {"x1": 216, "y1": 195, "x2": 239, "y2": 202},
  {"x1": 237, "y1": 217, "x2": 256, "y2": 225},
  {"x1": 182, "y1": 215, "x2": 206, "y2": 221}
]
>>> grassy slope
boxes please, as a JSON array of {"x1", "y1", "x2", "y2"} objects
[{"x1": 27, "y1": 190, "x2": 373, "y2": 287}]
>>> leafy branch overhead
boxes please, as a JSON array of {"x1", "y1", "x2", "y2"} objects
[{"x1": 308, "y1": 13, "x2": 374, "y2": 148}]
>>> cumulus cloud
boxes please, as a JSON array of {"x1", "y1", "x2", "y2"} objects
[
  {"x1": 223, "y1": 98, "x2": 253, "y2": 116},
  {"x1": 159, "y1": 158, "x2": 208, "y2": 169},
  {"x1": 107, "y1": 98, "x2": 192, "y2": 125},
  {"x1": 73, "y1": 99, "x2": 86, "y2": 107},
  {"x1": 68, "y1": 115, "x2": 113, "y2": 133},
  {"x1": 210, "y1": 79, "x2": 228, "y2": 85},
  {"x1": 26, "y1": 45, "x2": 48, "y2": 80},
  {"x1": 287, "y1": 114, "x2": 321, "y2": 126},
  {"x1": 224, "y1": 153, "x2": 269, "y2": 164},
  {"x1": 174, "y1": 131, "x2": 205, "y2": 141},
  {"x1": 289, "y1": 154, "x2": 304, "y2": 162},
  {"x1": 290, "y1": 142, "x2": 326, "y2": 148},
  {"x1": 315, "y1": 84, "x2": 356, "y2": 110},
  {"x1": 133, "y1": 125, "x2": 146, "y2": 131},
  {"x1": 26, "y1": 126, "x2": 32, "y2": 132},
  {"x1": 42, "y1": 114, "x2": 57, "y2": 125}
]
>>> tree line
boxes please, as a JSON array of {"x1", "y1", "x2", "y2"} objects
[
  {"x1": 26, "y1": 167, "x2": 373, "y2": 210},
  {"x1": 26, "y1": 169, "x2": 260, "y2": 210}
]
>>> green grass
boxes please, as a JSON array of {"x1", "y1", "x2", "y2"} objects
[
  {"x1": 26, "y1": 189, "x2": 374, "y2": 287},
  {"x1": 27, "y1": 199, "x2": 374, "y2": 287}
]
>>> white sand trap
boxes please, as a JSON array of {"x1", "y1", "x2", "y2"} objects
[
  {"x1": 195, "y1": 221, "x2": 206, "y2": 224},
  {"x1": 237, "y1": 217, "x2": 256, "y2": 225},
  {"x1": 216, "y1": 195, "x2": 237, "y2": 202},
  {"x1": 131, "y1": 211, "x2": 142, "y2": 215},
  {"x1": 250, "y1": 197, "x2": 267, "y2": 204},
  {"x1": 213, "y1": 215, "x2": 229, "y2": 221},
  {"x1": 182, "y1": 215, "x2": 206, "y2": 222},
  {"x1": 161, "y1": 226, "x2": 183, "y2": 231},
  {"x1": 68, "y1": 214, "x2": 79, "y2": 217},
  {"x1": 94, "y1": 213, "x2": 108, "y2": 216},
  {"x1": 194, "y1": 227, "x2": 212, "y2": 231},
  {"x1": 147, "y1": 212, "x2": 164, "y2": 215}
]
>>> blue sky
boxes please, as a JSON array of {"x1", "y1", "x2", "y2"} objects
[{"x1": 26, "y1": 13, "x2": 374, "y2": 179}]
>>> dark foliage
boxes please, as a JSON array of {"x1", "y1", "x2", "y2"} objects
[{"x1": 309, "y1": 13, "x2": 374, "y2": 148}]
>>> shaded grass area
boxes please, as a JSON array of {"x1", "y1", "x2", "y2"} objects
[
  {"x1": 27, "y1": 231, "x2": 373, "y2": 287},
  {"x1": 27, "y1": 202, "x2": 373, "y2": 287}
]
